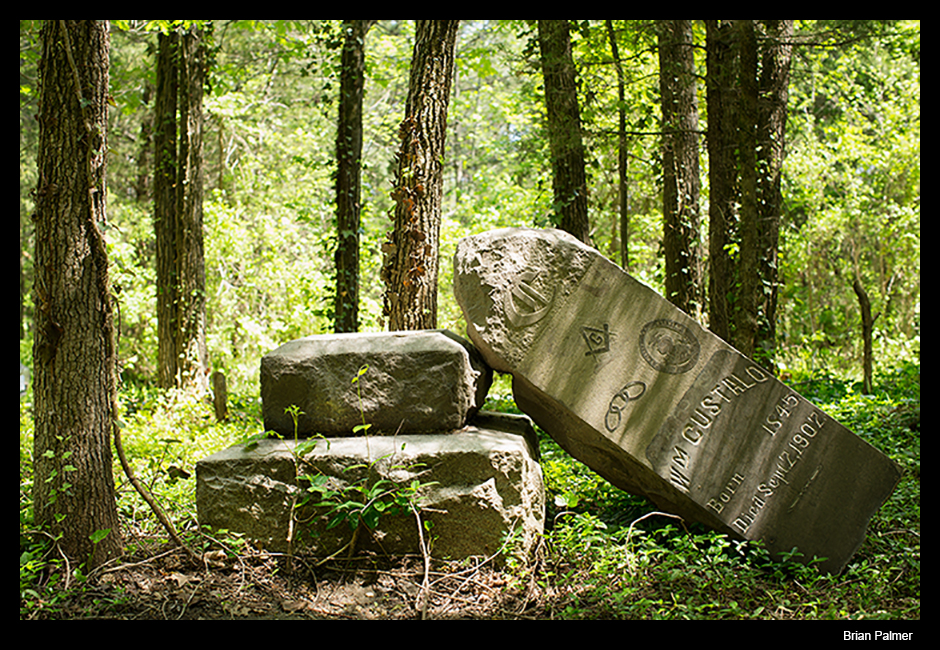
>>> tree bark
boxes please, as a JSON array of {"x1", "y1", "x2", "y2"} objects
[
  {"x1": 658, "y1": 20, "x2": 703, "y2": 318},
  {"x1": 334, "y1": 20, "x2": 375, "y2": 333},
  {"x1": 383, "y1": 20, "x2": 459, "y2": 331},
  {"x1": 705, "y1": 20, "x2": 738, "y2": 342},
  {"x1": 754, "y1": 20, "x2": 793, "y2": 369},
  {"x1": 175, "y1": 27, "x2": 208, "y2": 392},
  {"x1": 605, "y1": 20, "x2": 630, "y2": 269},
  {"x1": 154, "y1": 30, "x2": 179, "y2": 388},
  {"x1": 32, "y1": 19, "x2": 122, "y2": 569},
  {"x1": 537, "y1": 20, "x2": 590, "y2": 244},
  {"x1": 734, "y1": 20, "x2": 760, "y2": 358},
  {"x1": 852, "y1": 276, "x2": 876, "y2": 394},
  {"x1": 154, "y1": 25, "x2": 208, "y2": 391}
]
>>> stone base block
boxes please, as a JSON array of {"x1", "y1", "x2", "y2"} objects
[{"x1": 196, "y1": 412, "x2": 544, "y2": 561}]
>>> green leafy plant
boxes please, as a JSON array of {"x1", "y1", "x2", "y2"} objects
[{"x1": 294, "y1": 364, "x2": 436, "y2": 560}]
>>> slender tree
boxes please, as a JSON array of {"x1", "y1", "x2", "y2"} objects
[
  {"x1": 705, "y1": 20, "x2": 738, "y2": 343},
  {"x1": 658, "y1": 20, "x2": 703, "y2": 318},
  {"x1": 605, "y1": 20, "x2": 630, "y2": 269},
  {"x1": 32, "y1": 19, "x2": 122, "y2": 569},
  {"x1": 154, "y1": 29, "x2": 179, "y2": 388},
  {"x1": 754, "y1": 20, "x2": 793, "y2": 366},
  {"x1": 537, "y1": 19, "x2": 590, "y2": 244},
  {"x1": 154, "y1": 24, "x2": 209, "y2": 391},
  {"x1": 334, "y1": 20, "x2": 375, "y2": 333},
  {"x1": 382, "y1": 20, "x2": 460, "y2": 331},
  {"x1": 735, "y1": 20, "x2": 760, "y2": 358},
  {"x1": 135, "y1": 82, "x2": 154, "y2": 204},
  {"x1": 852, "y1": 275, "x2": 876, "y2": 394}
]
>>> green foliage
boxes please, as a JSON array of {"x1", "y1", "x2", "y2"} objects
[
  {"x1": 18, "y1": 20, "x2": 919, "y2": 619},
  {"x1": 301, "y1": 465, "x2": 425, "y2": 533},
  {"x1": 283, "y1": 365, "x2": 437, "y2": 552},
  {"x1": 19, "y1": 20, "x2": 919, "y2": 390},
  {"x1": 779, "y1": 21, "x2": 920, "y2": 376}
]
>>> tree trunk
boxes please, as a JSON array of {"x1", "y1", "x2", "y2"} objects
[
  {"x1": 383, "y1": 20, "x2": 459, "y2": 331},
  {"x1": 154, "y1": 26, "x2": 208, "y2": 391},
  {"x1": 32, "y1": 19, "x2": 122, "y2": 569},
  {"x1": 334, "y1": 20, "x2": 375, "y2": 333},
  {"x1": 537, "y1": 20, "x2": 590, "y2": 244},
  {"x1": 605, "y1": 20, "x2": 630, "y2": 269},
  {"x1": 705, "y1": 20, "x2": 738, "y2": 342},
  {"x1": 175, "y1": 27, "x2": 209, "y2": 392},
  {"x1": 705, "y1": 20, "x2": 792, "y2": 366},
  {"x1": 135, "y1": 82, "x2": 153, "y2": 203},
  {"x1": 754, "y1": 20, "x2": 793, "y2": 369},
  {"x1": 154, "y1": 30, "x2": 179, "y2": 388},
  {"x1": 852, "y1": 276, "x2": 876, "y2": 394},
  {"x1": 733, "y1": 20, "x2": 760, "y2": 359},
  {"x1": 658, "y1": 20, "x2": 703, "y2": 318}
]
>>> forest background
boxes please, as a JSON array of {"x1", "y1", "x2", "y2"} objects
[
  {"x1": 18, "y1": 19, "x2": 920, "y2": 395},
  {"x1": 17, "y1": 18, "x2": 919, "y2": 621}
]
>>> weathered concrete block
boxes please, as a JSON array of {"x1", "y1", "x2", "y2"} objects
[
  {"x1": 454, "y1": 227, "x2": 902, "y2": 573},
  {"x1": 260, "y1": 330, "x2": 492, "y2": 438},
  {"x1": 196, "y1": 412, "x2": 544, "y2": 560}
]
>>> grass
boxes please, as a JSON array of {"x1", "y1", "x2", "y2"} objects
[{"x1": 19, "y1": 362, "x2": 919, "y2": 620}]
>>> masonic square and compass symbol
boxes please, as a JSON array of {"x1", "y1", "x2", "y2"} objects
[{"x1": 581, "y1": 323, "x2": 612, "y2": 361}]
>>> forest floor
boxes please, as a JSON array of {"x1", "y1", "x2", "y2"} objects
[
  {"x1": 21, "y1": 365, "x2": 920, "y2": 621},
  {"x1": 33, "y1": 534, "x2": 549, "y2": 620}
]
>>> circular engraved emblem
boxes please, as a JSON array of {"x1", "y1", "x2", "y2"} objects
[{"x1": 639, "y1": 319, "x2": 700, "y2": 374}]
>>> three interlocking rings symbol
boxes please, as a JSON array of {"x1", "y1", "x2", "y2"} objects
[{"x1": 604, "y1": 381, "x2": 647, "y2": 432}]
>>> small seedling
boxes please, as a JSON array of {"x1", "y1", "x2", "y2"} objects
[{"x1": 295, "y1": 364, "x2": 438, "y2": 559}]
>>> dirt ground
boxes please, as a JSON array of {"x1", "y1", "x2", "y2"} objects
[{"x1": 28, "y1": 538, "x2": 549, "y2": 620}]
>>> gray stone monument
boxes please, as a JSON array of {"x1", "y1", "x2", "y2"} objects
[
  {"x1": 197, "y1": 411, "x2": 544, "y2": 560},
  {"x1": 198, "y1": 329, "x2": 544, "y2": 560},
  {"x1": 454, "y1": 227, "x2": 901, "y2": 573},
  {"x1": 261, "y1": 330, "x2": 492, "y2": 437}
]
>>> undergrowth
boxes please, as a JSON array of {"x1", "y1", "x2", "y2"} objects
[{"x1": 19, "y1": 363, "x2": 919, "y2": 620}]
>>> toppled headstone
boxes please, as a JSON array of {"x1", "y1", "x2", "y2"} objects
[
  {"x1": 261, "y1": 329, "x2": 492, "y2": 438},
  {"x1": 454, "y1": 227, "x2": 902, "y2": 573},
  {"x1": 196, "y1": 412, "x2": 544, "y2": 560}
]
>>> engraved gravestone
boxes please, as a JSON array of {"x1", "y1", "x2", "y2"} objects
[{"x1": 454, "y1": 227, "x2": 902, "y2": 573}]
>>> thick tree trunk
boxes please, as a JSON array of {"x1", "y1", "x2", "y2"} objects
[
  {"x1": 537, "y1": 20, "x2": 590, "y2": 244},
  {"x1": 334, "y1": 20, "x2": 374, "y2": 333},
  {"x1": 383, "y1": 20, "x2": 459, "y2": 331},
  {"x1": 32, "y1": 19, "x2": 122, "y2": 569},
  {"x1": 705, "y1": 20, "x2": 738, "y2": 342},
  {"x1": 658, "y1": 20, "x2": 703, "y2": 318}
]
